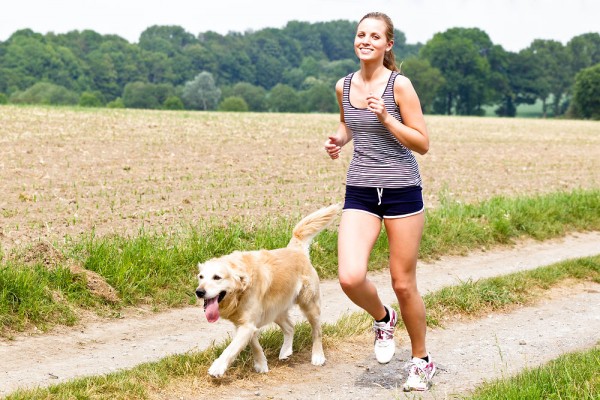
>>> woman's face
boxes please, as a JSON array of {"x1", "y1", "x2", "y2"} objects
[{"x1": 354, "y1": 18, "x2": 392, "y2": 63}]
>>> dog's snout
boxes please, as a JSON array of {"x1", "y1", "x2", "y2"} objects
[{"x1": 195, "y1": 289, "x2": 205, "y2": 298}]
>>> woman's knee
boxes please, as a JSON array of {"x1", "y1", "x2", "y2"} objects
[
  {"x1": 392, "y1": 279, "x2": 419, "y2": 300},
  {"x1": 338, "y1": 270, "x2": 366, "y2": 292}
]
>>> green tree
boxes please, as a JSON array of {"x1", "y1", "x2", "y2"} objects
[
  {"x1": 138, "y1": 25, "x2": 197, "y2": 56},
  {"x1": 300, "y1": 81, "x2": 337, "y2": 113},
  {"x1": 283, "y1": 21, "x2": 325, "y2": 59},
  {"x1": 225, "y1": 82, "x2": 267, "y2": 111},
  {"x1": 571, "y1": 63, "x2": 600, "y2": 119},
  {"x1": 1, "y1": 30, "x2": 89, "y2": 93},
  {"x1": 494, "y1": 50, "x2": 545, "y2": 117},
  {"x1": 182, "y1": 71, "x2": 221, "y2": 110},
  {"x1": 420, "y1": 28, "x2": 494, "y2": 115},
  {"x1": 122, "y1": 81, "x2": 174, "y2": 109},
  {"x1": 401, "y1": 58, "x2": 445, "y2": 113},
  {"x1": 567, "y1": 33, "x2": 600, "y2": 74},
  {"x1": 526, "y1": 39, "x2": 572, "y2": 117},
  {"x1": 267, "y1": 84, "x2": 300, "y2": 112},
  {"x1": 219, "y1": 96, "x2": 249, "y2": 112},
  {"x1": 315, "y1": 20, "x2": 357, "y2": 60}
]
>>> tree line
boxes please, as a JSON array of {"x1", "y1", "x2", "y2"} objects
[{"x1": 0, "y1": 21, "x2": 598, "y2": 119}]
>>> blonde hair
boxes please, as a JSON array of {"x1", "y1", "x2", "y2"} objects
[{"x1": 359, "y1": 12, "x2": 399, "y2": 72}]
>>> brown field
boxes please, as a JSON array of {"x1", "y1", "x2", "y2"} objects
[{"x1": 1, "y1": 105, "x2": 599, "y2": 253}]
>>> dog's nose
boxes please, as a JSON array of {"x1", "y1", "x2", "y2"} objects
[{"x1": 195, "y1": 289, "x2": 205, "y2": 298}]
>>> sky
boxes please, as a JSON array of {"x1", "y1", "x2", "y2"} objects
[{"x1": 1, "y1": 0, "x2": 598, "y2": 52}]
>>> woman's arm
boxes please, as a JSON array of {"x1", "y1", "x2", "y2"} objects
[
  {"x1": 325, "y1": 78, "x2": 353, "y2": 159},
  {"x1": 367, "y1": 75, "x2": 429, "y2": 155}
]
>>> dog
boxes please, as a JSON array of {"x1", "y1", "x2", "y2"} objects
[{"x1": 195, "y1": 203, "x2": 341, "y2": 377}]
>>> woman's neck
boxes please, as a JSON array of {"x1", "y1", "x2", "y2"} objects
[{"x1": 358, "y1": 63, "x2": 389, "y2": 83}]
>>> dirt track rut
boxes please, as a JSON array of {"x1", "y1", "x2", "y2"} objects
[{"x1": 1, "y1": 232, "x2": 599, "y2": 397}]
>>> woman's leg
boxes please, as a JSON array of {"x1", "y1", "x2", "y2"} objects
[
  {"x1": 384, "y1": 211, "x2": 427, "y2": 358},
  {"x1": 337, "y1": 210, "x2": 386, "y2": 320}
]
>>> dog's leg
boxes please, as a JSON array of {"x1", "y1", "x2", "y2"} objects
[
  {"x1": 208, "y1": 325, "x2": 256, "y2": 377},
  {"x1": 299, "y1": 296, "x2": 326, "y2": 366},
  {"x1": 250, "y1": 333, "x2": 269, "y2": 373},
  {"x1": 275, "y1": 311, "x2": 294, "y2": 360}
]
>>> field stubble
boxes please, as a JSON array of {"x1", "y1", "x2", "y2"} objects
[{"x1": 0, "y1": 106, "x2": 599, "y2": 253}]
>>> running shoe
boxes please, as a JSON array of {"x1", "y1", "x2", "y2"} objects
[
  {"x1": 373, "y1": 305, "x2": 398, "y2": 364},
  {"x1": 403, "y1": 354, "x2": 437, "y2": 391}
]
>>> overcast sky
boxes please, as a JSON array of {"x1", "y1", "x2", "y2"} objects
[{"x1": 1, "y1": 0, "x2": 598, "y2": 52}]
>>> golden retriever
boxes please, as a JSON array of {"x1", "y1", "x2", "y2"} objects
[{"x1": 195, "y1": 203, "x2": 341, "y2": 377}]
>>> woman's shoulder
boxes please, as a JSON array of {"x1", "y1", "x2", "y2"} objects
[
  {"x1": 335, "y1": 72, "x2": 355, "y2": 91},
  {"x1": 392, "y1": 72, "x2": 412, "y2": 87}
]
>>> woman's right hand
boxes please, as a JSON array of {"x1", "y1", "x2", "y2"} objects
[{"x1": 324, "y1": 135, "x2": 342, "y2": 159}]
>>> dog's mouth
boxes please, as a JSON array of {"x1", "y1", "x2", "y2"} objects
[{"x1": 203, "y1": 291, "x2": 226, "y2": 323}]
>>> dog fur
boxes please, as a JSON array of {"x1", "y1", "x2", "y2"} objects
[{"x1": 195, "y1": 203, "x2": 341, "y2": 377}]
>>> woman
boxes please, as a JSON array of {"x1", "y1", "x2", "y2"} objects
[{"x1": 324, "y1": 12, "x2": 435, "y2": 392}]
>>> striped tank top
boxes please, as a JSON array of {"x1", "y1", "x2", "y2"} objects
[{"x1": 343, "y1": 71, "x2": 422, "y2": 188}]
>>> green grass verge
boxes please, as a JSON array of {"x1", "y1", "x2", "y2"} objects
[
  {"x1": 6, "y1": 255, "x2": 599, "y2": 399},
  {"x1": 469, "y1": 345, "x2": 600, "y2": 400},
  {"x1": 1, "y1": 189, "x2": 599, "y2": 335}
]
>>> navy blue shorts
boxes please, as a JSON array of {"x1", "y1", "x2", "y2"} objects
[{"x1": 343, "y1": 185, "x2": 424, "y2": 219}]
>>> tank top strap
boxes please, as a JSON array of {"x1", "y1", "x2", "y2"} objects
[
  {"x1": 342, "y1": 72, "x2": 354, "y2": 103},
  {"x1": 383, "y1": 71, "x2": 399, "y2": 96}
]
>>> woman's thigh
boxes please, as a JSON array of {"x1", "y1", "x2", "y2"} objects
[
  {"x1": 384, "y1": 211, "x2": 425, "y2": 283},
  {"x1": 337, "y1": 210, "x2": 382, "y2": 281}
]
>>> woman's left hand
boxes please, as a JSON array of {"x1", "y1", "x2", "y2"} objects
[{"x1": 367, "y1": 94, "x2": 388, "y2": 122}]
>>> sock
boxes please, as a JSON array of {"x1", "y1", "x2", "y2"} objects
[{"x1": 376, "y1": 307, "x2": 390, "y2": 323}]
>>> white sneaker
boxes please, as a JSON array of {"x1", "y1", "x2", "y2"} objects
[
  {"x1": 373, "y1": 305, "x2": 398, "y2": 364},
  {"x1": 403, "y1": 354, "x2": 436, "y2": 391}
]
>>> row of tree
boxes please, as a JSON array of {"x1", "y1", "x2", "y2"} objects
[{"x1": 0, "y1": 21, "x2": 598, "y2": 118}]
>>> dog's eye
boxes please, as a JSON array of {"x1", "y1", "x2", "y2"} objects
[
  {"x1": 198, "y1": 275, "x2": 204, "y2": 280},
  {"x1": 213, "y1": 275, "x2": 222, "y2": 280}
]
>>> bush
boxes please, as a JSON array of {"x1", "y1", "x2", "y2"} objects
[
  {"x1": 106, "y1": 98, "x2": 125, "y2": 108},
  {"x1": 219, "y1": 96, "x2": 249, "y2": 112},
  {"x1": 0, "y1": 93, "x2": 7, "y2": 104},
  {"x1": 79, "y1": 91, "x2": 104, "y2": 107},
  {"x1": 163, "y1": 96, "x2": 184, "y2": 110},
  {"x1": 122, "y1": 82, "x2": 175, "y2": 109},
  {"x1": 10, "y1": 82, "x2": 78, "y2": 105}
]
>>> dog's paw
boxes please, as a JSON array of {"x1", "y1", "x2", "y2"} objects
[
  {"x1": 208, "y1": 361, "x2": 227, "y2": 378},
  {"x1": 279, "y1": 346, "x2": 293, "y2": 360},
  {"x1": 253, "y1": 360, "x2": 269, "y2": 374},
  {"x1": 311, "y1": 353, "x2": 326, "y2": 366}
]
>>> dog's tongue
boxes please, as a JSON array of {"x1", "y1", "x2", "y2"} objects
[{"x1": 204, "y1": 297, "x2": 220, "y2": 323}]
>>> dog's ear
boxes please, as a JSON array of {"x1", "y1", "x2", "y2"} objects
[
  {"x1": 228, "y1": 262, "x2": 250, "y2": 292},
  {"x1": 233, "y1": 269, "x2": 250, "y2": 291}
]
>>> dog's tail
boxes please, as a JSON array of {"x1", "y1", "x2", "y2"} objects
[{"x1": 288, "y1": 203, "x2": 342, "y2": 254}]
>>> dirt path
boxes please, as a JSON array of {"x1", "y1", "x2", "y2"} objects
[{"x1": 1, "y1": 232, "x2": 599, "y2": 397}]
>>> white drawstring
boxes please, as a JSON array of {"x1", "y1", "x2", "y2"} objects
[{"x1": 377, "y1": 188, "x2": 383, "y2": 205}]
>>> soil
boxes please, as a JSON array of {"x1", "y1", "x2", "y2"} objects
[
  {"x1": 1, "y1": 231, "x2": 599, "y2": 398},
  {"x1": 1, "y1": 107, "x2": 599, "y2": 255},
  {"x1": 1, "y1": 108, "x2": 599, "y2": 398}
]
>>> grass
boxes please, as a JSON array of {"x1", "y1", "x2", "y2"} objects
[
  {"x1": 6, "y1": 254, "x2": 599, "y2": 399},
  {"x1": 1, "y1": 188, "x2": 599, "y2": 336},
  {"x1": 469, "y1": 345, "x2": 600, "y2": 400}
]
